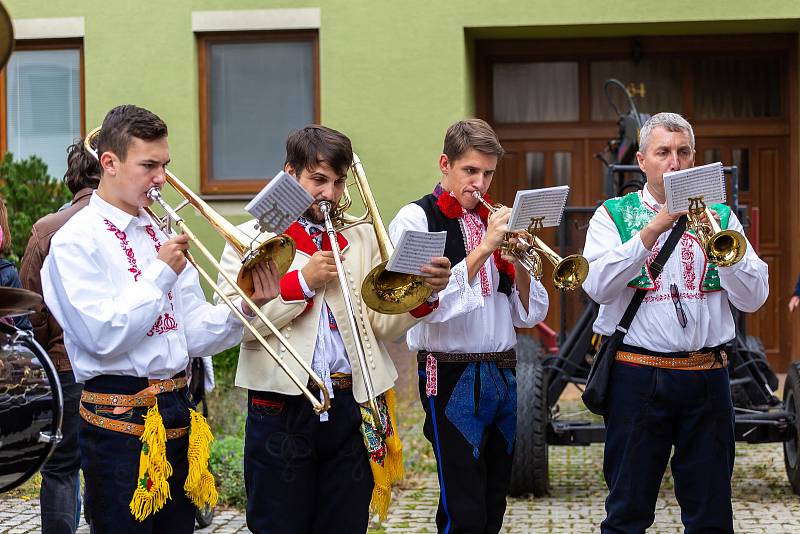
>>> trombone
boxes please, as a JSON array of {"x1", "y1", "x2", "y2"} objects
[
  {"x1": 318, "y1": 153, "x2": 428, "y2": 431},
  {"x1": 83, "y1": 128, "x2": 331, "y2": 414},
  {"x1": 472, "y1": 192, "x2": 589, "y2": 291},
  {"x1": 687, "y1": 196, "x2": 745, "y2": 267},
  {"x1": 332, "y1": 153, "x2": 433, "y2": 314}
]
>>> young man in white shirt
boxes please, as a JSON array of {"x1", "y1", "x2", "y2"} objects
[
  {"x1": 41, "y1": 105, "x2": 279, "y2": 534},
  {"x1": 217, "y1": 125, "x2": 452, "y2": 534},
  {"x1": 582, "y1": 112, "x2": 768, "y2": 533},
  {"x1": 388, "y1": 119, "x2": 549, "y2": 534}
]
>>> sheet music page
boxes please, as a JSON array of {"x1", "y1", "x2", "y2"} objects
[
  {"x1": 664, "y1": 162, "x2": 726, "y2": 213},
  {"x1": 386, "y1": 230, "x2": 447, "y2": 276},
  {"x1": 507, "y1": 185, "x2": 570, "y2": 231},
  {"x1": 244, "y1": 171, "x2": 315, "y2": 234}
]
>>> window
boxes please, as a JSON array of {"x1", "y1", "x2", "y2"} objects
[
  {"x1": 198, "y1": 31, "x2": 319, "y2": 195},
  {"x1": 493, "y1": 62, "x2": 579, "y2": 123},
  {"x1": 2, "y1": 42, "x2": 83, "y2": 180}
]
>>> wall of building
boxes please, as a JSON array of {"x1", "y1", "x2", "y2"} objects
[{"x1": 5, "y1": 0, "x2": 800, "y2": 290}]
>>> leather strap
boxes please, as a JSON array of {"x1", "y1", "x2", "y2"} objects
[
  {"x1": 615, "y1": 350, "x2": 727, "y2": 370},
  {"x1": 308, "y1": 374, "x2": 353, "y2": 392},
  {"x1": 79, "y1": 404, "x2": 189, "y2": 439},
  {"x1": 81, "y1": 376, "x2": 188, "y2": 407}
]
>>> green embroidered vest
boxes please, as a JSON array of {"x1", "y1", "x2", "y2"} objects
[{"x1": 602, "y1": 191, "x2": 730, "y2": 291}]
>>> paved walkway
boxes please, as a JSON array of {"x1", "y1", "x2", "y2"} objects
[{"x1": 1, "y1": 442, "x2": 797, "y2": 533}]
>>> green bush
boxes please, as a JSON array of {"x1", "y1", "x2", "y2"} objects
[
  {"x1": 0, "y1": 153, "x2": 71, "y2": 265},
  {"x1": 210, "y1": 434, "x2": 246, "y2": 508}
]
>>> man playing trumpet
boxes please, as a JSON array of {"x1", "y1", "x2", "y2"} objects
[
  {"x1": 388, "y1": 119, "x2": 549, "y2": 534},
  {"x1": 217, "y1": 124, "x2": 451, "y2": 534},
  {"x1": 582, "y1": 112, "x2": 768, "y2": 533}
]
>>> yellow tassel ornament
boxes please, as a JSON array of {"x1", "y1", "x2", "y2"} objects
[
  {"x1": 184, "y1": 409, "x2": 218, "y2": 509},
  {"x1": 129, "y1": 402, "x2": 173, "y2": 521}
]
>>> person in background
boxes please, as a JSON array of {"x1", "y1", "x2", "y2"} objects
[{"x1": 20, "y1": 138, "x2": 99, "y2": 533}]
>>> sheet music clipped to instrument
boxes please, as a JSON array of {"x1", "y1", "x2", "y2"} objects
[
  {"x1": 245, "y1": 171, "x2": 315, "y2": 233},
  {"x1": 664, "y1": 162, "x2": 726, "y2": 213},
  {"x1": 507, "y1": 185, "x2": 570, "y2": 231}
]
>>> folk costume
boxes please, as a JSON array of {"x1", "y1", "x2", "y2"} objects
[
  {"x1": 583, "y1": 184, "x2": 768, "y2": 534},
  {"x1": 388, "y1": 184, "x2": 549, "y2": 534},
  {"x1": 42, "y1": 193, "x2": 245, "y2": 534},
  {"x1": 217, "y1": 216, "x2": 437, "y2": 534}
]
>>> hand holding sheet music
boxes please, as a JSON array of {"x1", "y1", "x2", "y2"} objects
[
  {"x1": 663, "y1": 162, "x2": 726, "y2": 214},
  {"x1": 386, "y1": 230, "x2": 447, "y2": 276},
  {"x1": 245, "y1": 171, "x2": 315, "y2": 233},
  {"x1": 507, "y1": 185, "x2": 570, "y2": 232}
]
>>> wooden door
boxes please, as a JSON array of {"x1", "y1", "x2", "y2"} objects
[{"x1": 694, "y1": 137, "x2": 789, "y2": 369}]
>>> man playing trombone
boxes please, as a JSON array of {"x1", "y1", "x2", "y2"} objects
[
  {"x1": 388, "y1": 119, "x2": 549, "y2": 534},
  {"x1": 41, "y1": 105, "x2": 281, "y2": 533},
  {"x1": 217, "y1": 124, "x2": 452, "y2": 534}
]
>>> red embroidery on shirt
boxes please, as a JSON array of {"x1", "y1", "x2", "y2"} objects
[
  {"x1": 104, "y1": 219, "x2": 177, "y2": 336},
  {"x1": 645, "y1": 243, "x2": 662, "y2": 292},
  {"x1": 643, "y1": 291, "x2": 706, "y2": 304},
  {"x1": 463, "y1": 210, "x2": 491, "y2": 296},
  {"x1": 680, "y1": 234, "x2": 697, "y2": 291}
]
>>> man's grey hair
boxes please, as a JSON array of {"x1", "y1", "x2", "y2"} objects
[{"x1": 638, "y1": 112, "x2": 695, "y2": 154}]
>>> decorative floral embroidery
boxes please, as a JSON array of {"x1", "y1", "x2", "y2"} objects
[
  {"x1": 104, "y1": 219, "x2": 177, "y2": 336},
  {"x1": 645, "y1": 243, "x2": 662, "y2": 292},
  {"x1": 433, "y1": 185, "x2": 515, "y2": 281},
  {"x1": 680, "y1": 234, "x2": 697, "y2": 291},
  {"x1": 643, "y1": 291, "x2": 706, "y2": 304}
]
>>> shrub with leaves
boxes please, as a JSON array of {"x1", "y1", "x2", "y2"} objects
[
  {"x1": 210, "y1": 434, "x2": 246, "y2": 508},
  {"x1": 0, "y1": 153, "x2": 71, "y2": 265}
]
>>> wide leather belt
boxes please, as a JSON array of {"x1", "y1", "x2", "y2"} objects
[
  {"x1": 79, "y1": 376, "x2": 189, "y2": 439},
  {"x1": 79, "y1": 404, "x2": 189, "y2": 439},
  {"x1": 308, "y1": 373, "x2": 353, "y2": 392},
  {"x1": 615, "y1": 350, "x2": 728, "y2": 370},
  {"x1": 418, "y1": 350, "x2": 516, "y2": 369},
  {"x1": 80, "y1": 376, "x2": 188, "y2": 409}
]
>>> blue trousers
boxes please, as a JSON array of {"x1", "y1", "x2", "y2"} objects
[
  {"x1": 40, "y1": 371, "x2": 83, "y2": 534},
  {"x1": 601, "y1": 362, "x2": 735, "y2": 534},
  {"x1": 418, "y1": 360, "x2": 517, "y2": 534},
  {"x1": 79, "y1": 375, "x2": 196, "y2": 534},
  {"x1": 243, "y1": 388, "x2": 374, "y2": 534}
]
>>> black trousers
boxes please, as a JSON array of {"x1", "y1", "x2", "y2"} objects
[
  {"x1": 602, "y1": 362, "x2": 735, "y2": 534},
  {"x1": 418, "y1": 360, "x2": 517, "y2": 534},
  {"x1": 40, "y1": 371, "x2": 83, "y2": 534},
  {"x1": 244, "y1": 388, "x2": 373, "y2": 534},
  {"x1": 79, "y1": 374, "x2": 196, "y2": 534}
]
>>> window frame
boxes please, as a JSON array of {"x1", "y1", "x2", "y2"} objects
[
  {"x1": 197, "y1": 30, "x2": 320, "y2": 196},
  {"x1": 0, "y1": 38, "x2": 85, "y2": 158}
]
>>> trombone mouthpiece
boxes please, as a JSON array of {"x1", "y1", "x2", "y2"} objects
[
  {"x1": 318, "y1": 201, "x2": 332, "y2": 214},
  {"x1": 146, "y1": 187, "x2": 162, "y2": 201}
]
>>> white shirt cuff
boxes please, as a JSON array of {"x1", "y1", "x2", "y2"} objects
[{"x1": 297, "y1": 270, "x2": 316, "y2": 298}]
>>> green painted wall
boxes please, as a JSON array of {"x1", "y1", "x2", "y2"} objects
[{"x1": 6, "y1": 0, "x2": 800, "y2": 286}]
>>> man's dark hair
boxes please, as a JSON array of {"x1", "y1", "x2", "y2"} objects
[
  {"x1": 443, "y1": 118, "x2": 504, "y2": 162},
  {"x1": 96, "y1": 105, "x2": 168, "y2": 162},
  {"x1": 64, "y1": 138, "x2": 101, "y2": 194},
  {"x1": 285, "y1": 125, "x2": 353, "y2": 177}
]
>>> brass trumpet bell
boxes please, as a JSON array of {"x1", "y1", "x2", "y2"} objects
[
  {"x1": 687, "y1": 196, "x2": 745, "y2": 267},
  {"x1": 552, "y1": 254, "x2": 590, "y2": 292}
]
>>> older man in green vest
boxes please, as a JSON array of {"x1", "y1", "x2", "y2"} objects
[{"x1": 582, "y1": 112, "x2": 768, "y2": 534}]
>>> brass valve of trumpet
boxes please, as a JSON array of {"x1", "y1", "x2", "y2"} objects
[
  {"x1": 686, "y1": 196, "x2": 745, "y2": 267},
  {"x1": 471, "y1": 192, "x2": 589, "y2": 291}
]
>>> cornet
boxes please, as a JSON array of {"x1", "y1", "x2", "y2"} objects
[
  {"x1": 472, "y1": 192, "x2": 589, "y2": 291},
  {"x1": 687, "y1": 196, "x2": 745, "y2": 267},
  {"x1": 84, "y1": 128, "x2": 331, "y2": 414}
]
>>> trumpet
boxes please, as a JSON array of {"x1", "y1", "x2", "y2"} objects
[
  {"x1": 472, "y1": 192, "x2": 589, "y2": 291},
  {"x1": 687, "y1": 196, "x2": 745, "y2": 267},
  {"x1": 84, "y1": 128, "x2": 331, "y2": 414}
]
